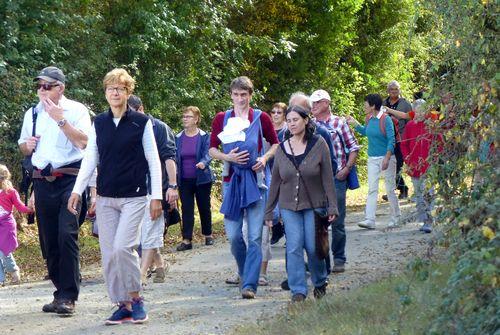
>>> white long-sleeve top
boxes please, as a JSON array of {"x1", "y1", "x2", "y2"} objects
[{"x1": 72, "y1": 119, "x2": 162, "y2": 199}]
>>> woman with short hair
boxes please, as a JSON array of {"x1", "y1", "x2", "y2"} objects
[
  {"x1": 175, "y1": 106, "x2": 214, "y2": 251},
  {"x1": 69, "y1": 68, "x2": 162, "y2": 325}
]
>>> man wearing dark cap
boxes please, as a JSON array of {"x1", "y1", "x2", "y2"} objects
[{"x1": 18, "y1": 66, "x2": 91, "y2": 315}]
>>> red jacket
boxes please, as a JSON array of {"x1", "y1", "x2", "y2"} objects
[{"x1": 400, "y1": 120, "x2": 443, "y2": 177}]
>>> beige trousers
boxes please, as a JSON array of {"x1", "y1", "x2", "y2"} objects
[{"x1": 96, "y1": 196, "x2": 146, "y2": 303}]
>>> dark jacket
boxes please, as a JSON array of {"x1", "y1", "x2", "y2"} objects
[
  {"x1": 94, "y1": 108, "x2": 149, "y2": 198},
  {"x1": 148, "y1": 115, "x2": 176, "y2": 192},
  {"x1": 175, "y1": 129, "x2": 214, "y2": 185}
]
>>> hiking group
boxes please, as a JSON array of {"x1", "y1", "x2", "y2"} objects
[{"x1": 1, "y1": 65, "x2": 443, "y2": 325}]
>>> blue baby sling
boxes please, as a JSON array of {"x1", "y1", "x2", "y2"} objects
[{"x1": 220, "y1": 109, "x2": 270, "y2": 221}]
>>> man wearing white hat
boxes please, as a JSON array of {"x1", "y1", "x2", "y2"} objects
[{"x1": 310, "y1": 89, "x2": 359, "y2": 273}]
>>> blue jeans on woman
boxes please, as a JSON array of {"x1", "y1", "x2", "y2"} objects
[
  {"x1": 281, "y1": 208, "x2": 328, "y2": 296},
  {"x1": 223, "y1": 182, "x2": 265, "y2": 292}
]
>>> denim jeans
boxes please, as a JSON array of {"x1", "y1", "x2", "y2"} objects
[
  {"x1": 223, "y1": 182, "x2": 265, "y2": 292},
  {"x1": 0, "y1": 250, "x2": 19, "y2": 282},
  {"x1": 331, "y1": 178, "x2": 347, "y2": 265},
  {"x1": 411, "y1": 176, "x2": 434, "y2": 224},
  {"x1": 281, "y1": 208, "x2": 327, "y2": 297}
]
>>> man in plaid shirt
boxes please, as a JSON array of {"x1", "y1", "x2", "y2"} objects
[{"x1": 311, "y1": 89, "x2": 359, "y2": 273}]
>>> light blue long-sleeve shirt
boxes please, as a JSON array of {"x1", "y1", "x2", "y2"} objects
[{"x1": 354, "y1": 114, "x2": 395, "y2": 157}]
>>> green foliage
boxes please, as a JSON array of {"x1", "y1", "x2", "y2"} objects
[
  {"x1": 0, "y1": 0, "x2": 432, "y2": 185},
  {"x1": 417, "y1": 1, "x2": 499, "y2": 334}
]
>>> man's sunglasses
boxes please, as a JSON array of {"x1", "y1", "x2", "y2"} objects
[{"x1": 36, "y1": 83, "x2": 60, "y2": 91}]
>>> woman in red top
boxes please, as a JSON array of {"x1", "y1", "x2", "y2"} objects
[
  {"x1": 400, "y1": 100, "x2": 443, "y2": 233},
  {"x1": 0, "y1": 164, "x2": 34, "y2": 285}
]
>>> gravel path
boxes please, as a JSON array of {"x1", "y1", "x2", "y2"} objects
[{"x1": 0, "y1": 202, "x2": 432, "y2": 335}]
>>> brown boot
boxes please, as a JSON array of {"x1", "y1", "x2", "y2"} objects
[{"x1": 56, "y1": 299, "x2": 75, "y2": 316}]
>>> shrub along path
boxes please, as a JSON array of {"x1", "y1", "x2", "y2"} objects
[{"x1": 0, "y1": 202, "x2": 432, "y2": 335}]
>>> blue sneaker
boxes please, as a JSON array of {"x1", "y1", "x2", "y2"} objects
[
  {"x1": 131, "y1": 297, "x2": 148, "y2": 324},
  {"x1": 421, "y1": 223, "x2": 432, "y2": 233},
  {"x1": 105, "y1": 304, "x2": 132, "y2": 325}
]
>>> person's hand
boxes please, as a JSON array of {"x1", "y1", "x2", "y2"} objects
[
  {"x1": 27, "y1": 206, "x2": 35, "y2": 214},
  {"x1": 166, "y1": 188, "x2": 178, "y2": 208},
  {"x1": 42, "y1": 97, "x2": 64, "y2": 123},
  {"x1": 28, "y1": 192, "x2": 35, "y2": 209},
  {"x1": 265, "y1": 220, "x2": 273, "y2": 228},
  {"x1": 252, "y1": 156, "x2": 267, "y2": 172},
  {"x1": 195, "y1": 162, "x2": 206, "y2": 170},
  {"x1": 381, "y1": 157, "x2": 389, "y2": 171},
  {"x1": 25, "y1": 136, "x2": 40, "y2": 153},
  {"x1": 328, "y1": 214, "x2": 337, "y2": 222},
  {"x1": 336, "y1": 166, "x2": 350, "y2": 181},
  {"x1": 67, "y1": 193, "x2": 81, "y2": 215},
  {"x1": 225, "y1": 147, "x2": 249, "y2": 164},
  {"x1": 150, "y1": 199, "x2": 163, "y2": 220},
  {"x1": 88, "y1": 197, "x2": 97, "y2": 216},
  {"x1": 346, "y1": 116, "x2": 357, "y2": 126}
]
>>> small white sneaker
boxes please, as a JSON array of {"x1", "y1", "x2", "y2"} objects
[
  {"x1": 358, "y1": 220, "x2": 376, "y2": 229},
  {"x1": 11, "y1": 270, "x2": 20, "y2": 284}
]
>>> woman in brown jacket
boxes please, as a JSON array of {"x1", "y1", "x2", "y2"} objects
[{"x1": 265, "y1": 105, "x2": 338, "y2": 302}]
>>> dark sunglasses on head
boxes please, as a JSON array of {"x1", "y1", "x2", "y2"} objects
[{"x1": 36, "y1": 83, "x2": 60, "y2": 91}]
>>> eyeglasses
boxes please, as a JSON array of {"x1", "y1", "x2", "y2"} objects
[
  {"x1": 105, "y1": 86, "x2": 127, "y2": 94},
  {"x1": 271, "y1": 110, "x2": 283, "y2": 115},
  {"x1": 182, "y1": 115, "x2": 195, "y2": 119},
  {"x1": 36, "y1": 83, "x2": 60, "y2": 91}
]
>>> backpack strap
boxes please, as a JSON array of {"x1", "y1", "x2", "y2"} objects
[{"x1": 31, "y1": 105, "x2": 38, "y2": 137}]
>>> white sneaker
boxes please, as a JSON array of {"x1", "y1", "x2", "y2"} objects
[
  {"x1": 258, "y1": 275, "x2": 269, "y2": 286},
  {"x1": 358, "y1": 220, "x2": 376, "y2": 229},
  {"x1": 11, "y1": 270, "x2": 20, "y2": 284},
  {"x1": 387, "y1": 218, "x2": 401, "y2": 228}
]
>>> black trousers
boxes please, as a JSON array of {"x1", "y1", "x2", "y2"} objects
[
  {"x1": 179, "y1": 179, "x2": 212, "y2": 240},
  {"x1": 34, "y1": 175, "x2": 81, "y2": 301},
  {"x1": 394, "y1": 142, "x2": 408, "y2": 193}
]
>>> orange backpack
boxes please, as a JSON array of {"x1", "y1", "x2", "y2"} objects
[{"x1": 365, "y1": 112, "x2": 401, "y2": 143}]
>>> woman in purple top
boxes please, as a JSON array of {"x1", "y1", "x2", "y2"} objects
[{"x1": 175, "y1": 106, "x2": 214, "y2": 251}]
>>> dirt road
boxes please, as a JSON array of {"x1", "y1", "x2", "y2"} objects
[{"x1": 0, "y1": 203, "x2": 432, "y2": 335}]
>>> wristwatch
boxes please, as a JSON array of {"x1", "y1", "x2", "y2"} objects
[
  {"x1": 168, "y1": 184, "x2": 178, "y2": 190},
  {"x1": 57, "y1": 118, "x2": 67, "y2": 127}
]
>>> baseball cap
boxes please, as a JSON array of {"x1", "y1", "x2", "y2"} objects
[
  {"x1": 34, "y1": 66, "x2": 66, "y2": 83},
  {"x1": 310, "y1": 89, "x2": 331, "y2": 102}
]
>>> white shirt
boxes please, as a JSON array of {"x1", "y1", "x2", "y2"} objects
[
  {"x1": 18, "y1": 96, "x2": 92, "y2": 169},
  {"x1": 72, "y1": 119, "x2": 162, "y2": 200}
]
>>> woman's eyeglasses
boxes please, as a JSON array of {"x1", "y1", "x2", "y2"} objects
[
  {"x1": 105, "y1": 87, "x2": 127, "y2": 94},
  {"x1": 36, "y1": 83, "x2": 60, "y2": 91},
  {"x1": 271, "y1": 110, "x2": 283, "y2": 115}
]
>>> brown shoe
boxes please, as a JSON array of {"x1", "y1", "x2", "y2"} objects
[
  {"x1": 291, "y1": 294, "x2": 306, "y2": 303},
  {"x1": 56, "y1": 299, "x2": 75, "y2": 316},
  {"x1": 153, "y1": 266, "x2": 166, "y2": 283},
  {"x1": 241, "y1": 288, "x2": 255, "y2": 299},
  {"x1": 42, "y1": 299, "x2": 60, "y2": 313}
]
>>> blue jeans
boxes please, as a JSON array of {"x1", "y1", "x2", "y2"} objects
[
  {"x1": 0, "y1": 250, "x2": 19, "y2": 282},
  {"x1": 281, "y1": 208, "x2": 327, "y2": 296},
  {"x1": 223, "y1": 183, "x2": 265, "y2": 292},
  {"x1": 331, "y1": 178, "x2": 347, "y2": 265}
]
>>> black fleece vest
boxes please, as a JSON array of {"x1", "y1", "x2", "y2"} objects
[{"x1": 94, "y1": 109, "x2": 149, "y2": 197}]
